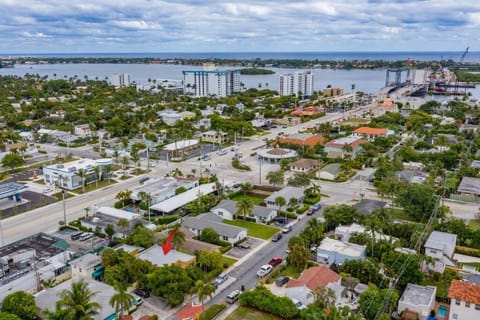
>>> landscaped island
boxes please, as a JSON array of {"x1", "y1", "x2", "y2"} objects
[{"x1": 240, "y1": 68, "x2": 275, "y2": 75}]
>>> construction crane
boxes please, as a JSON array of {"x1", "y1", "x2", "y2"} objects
[{"x1": 460, "y1": 46, "x2": 469, "y2": 63}]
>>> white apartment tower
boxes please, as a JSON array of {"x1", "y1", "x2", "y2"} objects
[
  {"x1": 182, "y1": 70, "x2": 241, "y2": 97},
  {"x1": 110, "y1": 73, "x2": 131, "y2": 87},
  {"x1": 279, "y1": 71, "x2": 314, "y2": 97}
]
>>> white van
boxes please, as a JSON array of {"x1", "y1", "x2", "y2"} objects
[{"x1": 79, "y1": 233, "x2": 93, "y2": 241}]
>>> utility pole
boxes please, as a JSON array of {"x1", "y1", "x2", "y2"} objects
[{"x1": 259, "y1": 159, "x2": 262, "y2": 185}]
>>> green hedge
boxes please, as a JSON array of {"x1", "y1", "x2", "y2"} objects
[
  {"x1": 296, "y1": 204, "x2": 310, "y2": 214},
  {"x1": 232, "y1": 158, "x2": 251, "y2": 171},
  {"x1": 199, "y1": 304, "x2": 227, "y2": 320},
  {"x1": 239, "y1": 286, "x2": 298, "y2": 319},
  {"x1": 156, "y1": 215, "x2": 178, "y2": 225},
  {"x1": 456, "y1": 246, "x2": 480, "y2": 258},
  {"x1": 304, "y1": 195, "x2": 320, "y2": 205},
  {"x1": 285, "y1": 212, "x2": 297, "y2": 219},
  {"x1": 219, "y1": 244, "x2": 233, "y2": 254}
]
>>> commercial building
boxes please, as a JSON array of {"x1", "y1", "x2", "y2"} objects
[
  {"x1": 201, "y1": 130, "x2": 229, "y2": 144},
  {"x1": 352, "y1": 127, "x2": 389, "y2": 141},
  {"x1": 279, "y1": 134, "x2": 325, "y2": 148},
  {"x1": 110, "y1": 73, "x2": 131, "y2": 87},
  {"x1": 74, "y1": 124, "x2": 93, "y2": 138},
  {"x1": 0, "y1": 182, "x2": 28, "y2": 203},
  {"x1": 257, "y1": 147, "x2": 297, "y2": 164},
  {"x1": 289, "y1": 158, "x2": 321, "y2": 173},
  {"x1": 316, "y1": 237, "x2": 366, "y2": 266},
  {"x1": 69, "y1": 253, "x2": 103, "y2": 279},
  {"x1": 163, "y1": 139, "x2": 200, "y2": 161},
  {"x1": 279, "y1": 71, "x2": 313, "y2": 97},
  {"x1": 130, "y1": 177, "x2": 198, "y2": 205},
  {"x1": 448, "y1": 280, "x2": 480, "y2": 320},
  {"x1": 397, "y1": 284, "x2": 437, "y2": 320},
  {"x1": 43, "y1": 158, "x2": 113, "y2": 190},
  {"x1": 182, "y1": 69, "x2": 240, "y2": 97}
]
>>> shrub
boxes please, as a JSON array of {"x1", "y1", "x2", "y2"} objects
[
  {"x1": 456, "y1": 246, "x2": 480, "y2": 258},
  {"x1": 296, "y1": 204, "x2": 309, "y2": 214},
  {"x1": 304, "y1": 195, "x2": 320, "y2": 205},
  {"x1": 232, "y1": 158, "x2": 251, "y2": 171},
  {"x1": 114, "y1": 200, "x2": 124, "y2": 209},
  {"x1": 239, "y1": 286, "x2": 298, "y2": 319},
  {"x1": 219, "y1": 244, "x2": 233, "y2": 254},
  {"x1": 199, "y1": 304, "x2": 226, "y2": 320},
  {"x1": 156, "y1": 215, "x2": 178, "y2": 225},
  {"x1": 285, "y1": 212, "x2": 297, "y2": 219}
]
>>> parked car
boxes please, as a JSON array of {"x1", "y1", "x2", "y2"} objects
[
  {"x1": 139, "y1": 176, "x2": 150, "y2": 184},
  {"x1": 256, "y1": 265, "x2": 273, "y2": 278},
  {"x1": 133, "y1": 288, "x2": 150, "y2": 298},
  {"x1": 271, "y1": 233, "x2": 283, "y2": 242},
  {"x1": 268, "y1": 256, "x2": 283, "y2": 267},
  {"x1": 79, "y1": 233, "x2": 93, "y2": 241},
  {"x1": 226, "y1": 290, "x2": 241, "y2": 304},
  {"x1": 236, "y1": 242, "x2": 251, "y2": 249},
  {"x1": 218, "y1": 150, "x2": 227, "y2": 156},
  {"x1": 275, "y1": 216, "x2": 289, "y2": 224},
  {"x1": 312, "y1": 203, "x2": 322, "y2": 211},
  {"x1": 42, "y1": 187, "x2": 53, "y2": 193},
  {"x1": 275, "y1": 276, "x2": 290, "y2": 287},
  {"x1": 214, "y1": 273, "x2": 229, "y2": 286},
  {"x1": 282, "y1": 225, "x2": 293, "y2": 234},
  {"x1": 70, "y1": 231, "x2": 83, "y2": 241},
  {"x1": 306, "y1": 208, "x2": 315, "y2": 215}
]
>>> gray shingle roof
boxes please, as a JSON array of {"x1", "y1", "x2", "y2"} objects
[
  {"x1": 214, "y1": 199, "x2": 238, "y2": 214},
  {"x1": 265, "y1": 186, "x2": 304, "y2": 203},
  {"x1": 253, "y1": 205, "x2": 276, "y2": 218},
  {"x1": 183, "y1": 212, "x2": 246, "y2": 238},
  {"x1": 457, "y1": 177, "x2": 480, "y2": 195}
]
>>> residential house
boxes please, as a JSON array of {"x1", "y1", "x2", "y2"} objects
[
  {"x1": 355, "y1": 199, "x2": 387, "y2": 215},
  {"x1": 279, "y1": 134, "x2": 325, "y2": 148},
  {"x1": 352, "y1": 127, "x2": 389, "y2": 141},
  {"x1": 448, "y1": 280, "x2": 480, "y2": 320},
  {"x1": 318, "y1": 163, "x2": 342, "y2": 180},
  {"x1": 324, "y1": 136, "x2": 366, "y2": 158},
  {"x1": 335, "y1": 223, "x2": 397, "y2": 243},
  {"x1": 158, "y1": 110, "x2": 195, "y2": 126},
  {"x1": 35, "y1": 276, "x2": 117, "y2": 320},
  {"x1": 396, "y1": 170, "x2": 429, "y2": 184},
  {"x1": 150, "y1": 183, "x2": 216, "y2": 215},
  {"x1": 136, "y1": 244, "x2": 195, "y2": 268},
  {"x1": 403, "y1": 162, "x2": 425, "y2": 171},
  {"x1": 317, "y1": 237, "x2": 366, "y2": 266},
  {"x1": 74, "y1": 124, "x2": 93, "y2": 138},
  {"x1": 285, "y1": 265, "x2": 342, "y2": 306},
  {"x1": 69, "y1": 253, "x2": 103, "y2": 280},
  {"x1": 19, "y1": 131, "x2": 34, "y2": 141},
  {"x1": 211, "y1": 199, "x2": 277, "y2": 223},
  {"x1": 424, "y1": 231, "x2": 457, "y2": 273},
  {"x1": 371, "y1": 98, "x2": 398, "y2": 117},
  {"x1": 289, "y1": 158, "x2": 321, "y2": 173},
  {"x1": 264, "y1": 186, "x2": 304, "y2": 209},
  {"x1": 290, "y1": 106, "x2": 325, "y2": 117},
  {"x1": 182, "y1": 212, "x2": 247, "y2": 245},
  {"x1": 397, "y1": 283, "x2": 437, "y2": 320},
  {"x1": 457, "y1": 177, "x2": 480, "y2": 197},
  {"x1": 274, "y1": 117, "x2": 302, "y2": 127},
  {"x1": 201, "y1": 130, "x2": 229, "y2": 144}
]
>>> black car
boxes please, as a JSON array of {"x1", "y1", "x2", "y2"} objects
[
  {"x1": 272, "y1": 233, "x2": 283, "y2": 242},
  {"x1": 133, "y1": 288, "x2": 150, "y2": 298},
  {"x1": 139, "y1": 176, "x2": 150, "y2": 184},
  {"x1": 275, "y1": 216, "x2": 289, "y2": 224},
  {"x1": 275, "y1": 276, "x2": 290, "y2": 287}
]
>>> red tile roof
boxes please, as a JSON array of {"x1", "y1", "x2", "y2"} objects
[
  {"x1": 175, "y1": 303, "x2": 205, "y2": 320},
  {"x1": 286, "y1": 265, "x2": 340, "y2": 291},
  {"x1": 279, "y1": 135, "x2": 325, "y2": 147},
  {"x1": 448, "y1": 280, "x2": 480, "y2": 305},
  {"x1": 353, "y1": 127, "x2": 388, "y2": 135}
]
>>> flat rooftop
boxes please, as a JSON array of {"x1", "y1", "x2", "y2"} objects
[
  {"x1": 318, "y1": 237, "x2": 366, "y2": 257},
  {"x1": 44, "y1": 158, "x2": 97, "y2": 173},
  {"x1": 400, "y1": 283, "x2": 436, "y2": 306},
  {"x1": 0, "y1": 233, "x2": 68, "y2": 260},
  {"x1": 0, "y1": 182, "x2": 28, "y2": 198},
  {"x1": 136, "y1": 244, "x2": 194, "y2": 266}
]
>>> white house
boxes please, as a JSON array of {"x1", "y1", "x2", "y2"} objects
[
  {"x1": 335, "y1": 223, "x2": 397, "y2": 243},
  {"x1": 317, "y1": 237, "x2": 366, "y2": 266},
  {"x1": 397, "y1": 283, "x2": 436, "y2": 320},
  {"x1": 285, "y1": 265, "x2": 342, "y2": 306},
  {"x1": 318, "y1": 163, "x2": 342, "y2": 181},
  {"x1": 424, "y1": 231, "x2": 457, "y2": 273},
  {"x1": 211, "y1": 199, "x2": 277, "y2": 223},
  {"x1": 74, "y1": 124, "x2": 92, "y2": 138},
  {"x1": 448, "y1": 280, "x2": 480, "y2": 320},
  {"x1": 69, "y1": 253, "x2": 102, "y2": 279},
  {"x1": 182, "y1": 212, "x2": 247, "y2": 245},
  {"x1": 264, "y1": 186, "x2": 304, "y2": 209}
]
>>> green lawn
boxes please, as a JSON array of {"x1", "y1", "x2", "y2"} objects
[
  {"x1": 229, "y1": 194, "x2": 264, "y2": 205},
  {"x1": 280, "y1": 265, "x2": 301, "y2": 279},
  {"x1": 225, "y1": 307, "x2": 282, "y2": 320},
  {"x1": 469, "y1": 220, "x2": 480, "y2": 230},
  {"x1": 389, "y1": 208, "x2": 416, "y2": 222},
  {"x1": 222, "y1": 220, "x2": 279, "y2": 239},
  {"x1": 71, "y1": 180, "x2": 116, "y2": 194},
  {"x1": 222, "y1": 256, "x2": 237, "y2": 268}
]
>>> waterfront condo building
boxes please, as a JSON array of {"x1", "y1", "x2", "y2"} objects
[
  {"x1": 279, "y1": 71, "x2": 313, "y2": 97},
  {"x1": 182, "y1": 69, "x2": 240, "y2": 97},
  {"x1": 110, "y1": 73, "x2": 131, "y2": 87}
]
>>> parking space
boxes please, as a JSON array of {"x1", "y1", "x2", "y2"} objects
[
  {"x1": 225, "y1": 237, "x2": 264, "y2": 260},
  {"x1": 0, "y1": 190, "x2": 57, "y2": 218},
  {"x1": 54, "y1": 229, "x2": 109, "y2": 255}
]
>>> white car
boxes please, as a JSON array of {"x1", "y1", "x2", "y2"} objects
[{"x1": 256, "y1": 264, "x2": 273, "y2": 278}]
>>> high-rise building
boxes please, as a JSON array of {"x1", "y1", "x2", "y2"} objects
[
  {"x1": 182, "y1": 69, "x2": 240, "y2": 97},
  {"x1": 279, "y1": 71, "x2": 314, "y2": 97},
  {"x1": 110, "y1": 73, "x2": 131, "y2": 87}
]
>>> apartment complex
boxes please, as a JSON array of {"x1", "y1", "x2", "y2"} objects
[
  {"x1": 279, "y1": 71, "x2": 313, "y2": 97},
  {"x1": 110, "y1": 73, "x2": 131, "y2": 87},
  {"x1": 182, "y1": 69, "x2": 241, "y2": 97}
]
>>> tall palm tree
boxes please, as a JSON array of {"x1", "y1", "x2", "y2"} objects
[
  {"x1": 93, "y1": 166, "x2": 100, "y2": 188},
  {"x1": 275, "y1": 196, "x2": 286, "y2": 218},
  {"x1": 117, "y1": 218, "x2": 130, "y2": 239},
  {"x1": 236, "y1": 199, "x2": 254, "y2": 220},
  {"x1": 122, "y1": 156, "x2": 129, "y2": 177},
  {"x1": 109, "y1": 282, "x2": 135, "y2": 319},
  {"x1": 44, "y1": 307, "x2": 75, "y2": 320},
  {"x1": 171, "y1": 229, "x2": 186, "y2": 250},
  {"x1": 77, "y1": 168, "x2": 86, "y2": 193},
  {"x1": 57, "y1": 280, "x2": 101, "y2": 320},
  {"x1": 190, "y1": 280, "x2": 215, "y2": 313},
  {"x1": 138, "y1": 191, "x2": 152, "y2": 220}
]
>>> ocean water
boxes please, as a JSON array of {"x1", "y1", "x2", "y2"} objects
[{"x1": 1, "y1": 51, "x2": 479, "y2": 62}]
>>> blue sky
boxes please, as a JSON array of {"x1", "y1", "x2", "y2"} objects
[{"x1": 0, "y1": 0, "x2": 479, "y2": 53}]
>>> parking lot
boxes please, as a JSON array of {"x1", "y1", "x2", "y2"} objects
[
  {"x1": 225, "y1": 237, "x2": 264, "y2": 260},
  {"x1": 54, "y1": 228, "x2": 109, "y2": 255}
]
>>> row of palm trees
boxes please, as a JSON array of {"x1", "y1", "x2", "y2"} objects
[{"x1": 44, "y1": 280, "x2": 134, "y2": 320}]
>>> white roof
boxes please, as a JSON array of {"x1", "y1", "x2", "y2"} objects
[
  {"x1": 336, "y1": 223, "x2": 366, "y2": 234},
  {"x1": 44, "y1": 158, "x2": 97, "y2": 173},
  {"x1": 318, "y1": 237, "x2": 366, "y2": 257},
  {"x1": 425, "y1": 231, "x2": 457, "y2": 250},
  {"x1": 136, "y1": 244, "x2": 194, "y2": 266},
  {"x1": 69, "y1": 253, "x2": 101, "y2": 269},
  {"x1": 150, "y1": 183, "x2": 216, "y2": 213},
  {"x1": 96, "y1": 206, "x2": 140, "y2": 221},
  {"x1": 400, "y1": 283, "x2": 436, "y2": 307},
  {"x1": 163, "y1": 139, "x2": 199, "y2": 151}
]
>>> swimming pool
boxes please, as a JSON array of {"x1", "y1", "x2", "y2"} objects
[{"x1": 438, "y1": 305, "x2": 448, "y2": 317}]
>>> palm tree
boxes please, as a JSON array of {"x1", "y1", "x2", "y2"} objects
[
  {"x1": 44, "y1": 307, "x2": 75, "y2": 320},
  {"x1": 130, "y1": 151, "x2": 140, "y2": 174},
  {"x1": 138, "y1": 191, "x2": 152, "y2": 220},
  {"x1": 113, "y1": 148, "x2": 120, "y2": 164},
  {"x1": 190, "y1": 280, "x2": 215, "y2": 313},
  {"x1": 171, "y1": 229, "x2": 186, "y2": 250},
  {"x1": 240, "y1": 182, "x2": 251, "y2": 195},
  {"x1": 288, "y1": 197, "x2": 298, "y2": 209},
  {"x1": 171, "y1": 167, "x2": 183, "y2": 177},
  {"x1": 93, "y1": 166, "x2": 100, "y2": 188},
  {"x1": 57, "y1": 279, "x2": 101, "y2": 319},
  {"x1": 342, "y1": 143, "x2": 353, "y2": 159},
  {"x1": 122, "y1": 156, "x2": 129, "y2": 177},
  {"x1": 236, "y1": 199, "x2": 254, "y2": 220},
  {"x1": 77, "y1": 168, "x2": 86, "y2": 193},
  {"x1": 117, "y1": 218, "x2": 129, "y2": 239},
  {"x1": 109, "y1": 282, "x2": 135, "y2": 319},
  {"x1": 275, "y1": 196, "x2": 287, "y2": 222}
]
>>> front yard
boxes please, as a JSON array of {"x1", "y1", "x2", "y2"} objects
[
  {"x1": 225, "y1": 307, "x2": 282, "y2": 320},
  {"x1": 222, "y1": 220, "x2": 279, "y2": 239}
]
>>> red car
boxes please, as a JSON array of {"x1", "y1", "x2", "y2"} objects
[{"x1": 268, "y1": 256, "x2": 283, "y2": 267}]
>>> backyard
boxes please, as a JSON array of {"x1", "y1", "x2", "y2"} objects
[
  {"x1": 229, "y1": 194, "x2": 265, "y2": 205},
  {"x1": 223, "y1": 220, "x2": 279, "y2": 239},
  {"x1": 225, "y1": 307, "x2": 282, "y2": 320}
]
